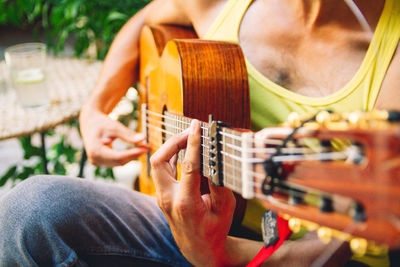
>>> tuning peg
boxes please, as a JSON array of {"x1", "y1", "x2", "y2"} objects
[
  {"x1": 316, "y1": 110, "x2": 333, "y2": 126},
  {"x1": 370, "y1": 110, "x2": 389, "y2": 121},
  {"x1": 317, "y1": 227, "x2": 332, "y2": 244},
  {"x1": 350, "y1": 238, "x2": 368, "y2": 256},
  {"x1": 287, "y1": 112, "x2": 301, "y2": 127},
  {"x1": 367, "y1": 242, "x2": 388, "y2": 256},
  {"x1": 289, "y1": 191, "x2": 304, "y2": 205},
  {"x1": 387, "y1": 110, "x2": 400, "y2": 122},
  {"x1": 348, "y1": 111, "x2": 365, "y2": 126},
  {"x1": 320, "y1": 196, "x2": 334, "y2": 213},
  {"x1": 353, "y1": 203, "x2": 366, "y2": 222},
  {"x1": 288, "y1": 218, "x2": 303, "y2": 233},
  {"x1": 300, "y1": 220, "x2": 319, "y2": 232}
]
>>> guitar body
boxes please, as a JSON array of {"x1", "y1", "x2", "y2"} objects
[
  {"x1": 138, "y1": 25, "x2": 250, "y2": 229},
  {"x1": 138, "y1": 25, "x2": 197, "y2": 196}
]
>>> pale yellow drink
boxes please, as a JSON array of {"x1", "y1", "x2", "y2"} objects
[
  {"x1": 11, "y1": 68, "x2": 48, "y2": 108},
  {"x1": 5, "y1": 43, "x2": 49, "y2": 109}
]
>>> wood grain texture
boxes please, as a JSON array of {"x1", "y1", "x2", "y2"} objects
[
  {"x1": 138, "y1": 25, "x2": 250, "y2": 230},
  {"x1": 138, "y1": 25, "x2": 196, "y2": 195},
  {"x1": 255, "y1": 126, "x2": 400, "y2": 248}
]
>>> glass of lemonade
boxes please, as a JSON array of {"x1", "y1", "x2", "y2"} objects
[{"x1": 5, "y1": 43, "x2": 49, "y2": 109}]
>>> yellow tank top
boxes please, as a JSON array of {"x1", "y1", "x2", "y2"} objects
[
  {"x1": 204, "y1": 0, "x2": 400, "y2": 130},
  {"x1": 204, "y1": 1, "x2": 399, "y2": 266}
]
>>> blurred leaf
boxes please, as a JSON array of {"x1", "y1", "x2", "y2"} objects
[
  {"x1": 46, "y1": 129, "x2": 56, "y2": 136},
  {"x1": 0, "y1": 165, "x2": 17, "y2": 186},
  {"x1": 106, "y1": 11, "x2": 128, "y2": 22},
  {"x1": 54, "y1": 161, "x2": 66, "y2": 175},
  {"x1": 24, "y1": 146, "x2": 42, "y2": 159},
  {"x1": 19, "y1": 136, "x2": 41, "y2": 159},
  {"x1": 67, "y1": 148, "x2": 77, "y2": 163},
  {"x1": 16, "y1": 166, "x2": 35, "y2": 180},
  {"x1": 34, "y1": 161, "x2": 44, "y2": 173},
  {"x1": 65, "y1": 1, "x2": 80, "y2": 20},
  {"x1": 94, "y1": 166, "x2": 115, "y2": 180},
  {"x1": 0, "y1": 0, "x2": 146, "y2": 187}
]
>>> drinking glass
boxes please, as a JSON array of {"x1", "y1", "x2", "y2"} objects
[{"x1": 5, "y1": 43, "x2": 49, "y2": 109}]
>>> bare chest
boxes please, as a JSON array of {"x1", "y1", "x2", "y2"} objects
[{"x1": 237, "y1": 1, "x2": 372, "y2": 97}]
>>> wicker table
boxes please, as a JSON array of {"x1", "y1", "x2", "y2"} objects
[{"x1": 0, "y1": 57, "x2": 102, "y2": 174}]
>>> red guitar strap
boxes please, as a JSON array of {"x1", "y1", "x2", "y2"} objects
[{"x1": 246, "y1": 214, "x2": 292, "y2": 267}]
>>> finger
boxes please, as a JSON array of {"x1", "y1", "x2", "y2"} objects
[
  {"x1": 100, "y1": 136, "x2": 113, "y2": 145},
  {"x1": 169, "y1": 153, "x2": 178, "y2": 179},
  {"x1": 208, "y1": 179, "x2": 236, "y2": 215},
  {"x1": 179, "y1": 120, "x2": 202, "y2": 198},
  {"x1": 95, "y1": 145, "x2": 149, "y2": 166},
  {"x1": 109, "y1": 120, "x2": 146, "y2": 144},
  {"x1": 150, "y1": 129, "x2": 190, "y2": 192},
  {"x1": 151, "y1": 129, "x2": 189, "y2": 165}
]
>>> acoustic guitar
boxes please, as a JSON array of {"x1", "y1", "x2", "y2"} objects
[
  {"x1": 137, "y1": 24, "x2": 400, "y2": 255},
  {"x1": 137, "y1": 24, "x2": 249, "y2": 232}
]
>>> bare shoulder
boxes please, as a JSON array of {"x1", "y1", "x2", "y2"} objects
[
  {"x1": 172, "y1": 0, "x2": 229, "y2": 36},
  {"x1": 143, "y1": 0, "x2": 227, "y2": 36},
  {"x1": 376, "y1": 44, "x2": 400, "y2": 110}
]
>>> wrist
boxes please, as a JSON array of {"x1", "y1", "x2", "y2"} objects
[{"x1": 222, "y1": 236, "x2": 265, "y2": 267}]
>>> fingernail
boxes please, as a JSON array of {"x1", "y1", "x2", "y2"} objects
[
  {"x1": 190, "y1": 119, "x2": 198, "y2": 134},
  {"x1": 134, "y1": 133, "x2": 146, "y2": 141},
  {"x1": 101, "y1": 136, "x2": 112, "y2": 144}
]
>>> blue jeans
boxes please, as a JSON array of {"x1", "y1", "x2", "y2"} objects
[{"x1": 0, "y1": 175, "x2": 192, "y2": 267}]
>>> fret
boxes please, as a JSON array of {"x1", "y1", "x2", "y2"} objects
[
  {"x1": 221, "y1": 128, "x2": 244, "y2": 194},
  {"x1": 201, "y1": 121, "x2": 210, "y2": 177},
  {"x1": 221, "y1": 127, "x2": 228, "y2": 189},
  {"x1": 141, "y1": 104, "x2": 147, "y2": 138},
  {"x1": 149, "y1": 110, "x2": 259, "y2": 198},
  {"x1": 241, "y1": 132, "x2": 254, "y2": 199}
]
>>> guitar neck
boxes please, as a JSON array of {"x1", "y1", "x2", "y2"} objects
[
  {"x1": 143, "y1": 106, "x2": 258, "y2": 197},
  {"x1": 142, "y1": 102, "x2": 400, "y2": 248},
  {"x1": 143, "y1": 105, "x2": 376, "y2": 204}
]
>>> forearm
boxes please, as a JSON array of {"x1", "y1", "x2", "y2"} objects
[
  {"x1": 83, "y1": 8, "x2": 147, "y2": 115},
  {"x1": 82, "y1": 0, "x2": 192, "y2": 116},
  {"x1": 224, "y1": 232, "x2": 352, "y2": 267}
]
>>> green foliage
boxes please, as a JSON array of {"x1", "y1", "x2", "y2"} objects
[
  {"x1": 0, "y1": 1, "x2": 144, "y2": 186},
  {"x1": 0, "y1": 0, "x2": 151, "y2": 59},
  {"x1": 95, "y1": 166, "x2": 115, "y2": 180},
  {"x1": 0, "y1": 119, "x2": 116, "y2": 186}
]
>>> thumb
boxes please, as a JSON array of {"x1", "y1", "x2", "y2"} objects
[
  {"x1": 179, "y1": 119, "x2": 202, "y2": 200},
  {"x1": 209, "y1": 180, "x2": 236, "y2": 215},
  {"x1": 111, "y1": 121, "x2": 146, "y2": 144}
]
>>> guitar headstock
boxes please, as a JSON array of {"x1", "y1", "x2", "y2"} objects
[{"x1": 251, "y1": 110, "x2": 400, "y2": 254}]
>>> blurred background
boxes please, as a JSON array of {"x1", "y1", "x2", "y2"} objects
[{"x1": 0, "y1": 0, "x2": 151, "y2": 194}]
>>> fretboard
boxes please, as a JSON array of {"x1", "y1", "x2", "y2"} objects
[
  {"x1": 159, "y1": 110, "x2": 257, "y2": 199},
  {"x1": 143, "y1": 107, "x2": 354, "y2": 202}
]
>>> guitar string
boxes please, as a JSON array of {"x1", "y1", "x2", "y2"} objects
[
  {"x1": 162, "y1": 148, "x2": 350, "y2": 194},
  {"x1": 143, "y1": 111, "x2": 368, "y2": 237},
  {"x1": 147, "y1": 116, "x2": 211, "y2": 138},
  {"x1": 146, "y1": 122, "x2": 349, "y2": 171},
  {"x1": 144, "y1": 112, "x2": 351, "y2": 194},
  {"x1": 185, "y1": 157, "x2": 356, "y2": 210},
  {"x1": 146, "y1": 110, "x2": 210, "y2": 131},
  {"x1": 220, "y1": 140, "x2": 329, "y2": 154},
  {"x1": 145, "y1": 119, "x2": 335, "y2": 155},
  {"x1": 150, "y1": 112, "x2": 308, "y2": 148},
  {"x1": 146, "y1": 109, "x2": 288, "y2": 146},
  {"x1": 142, "y1": 139, "x2": 348, "y2": 211},
  {"x1": 147, "y1": 129, "x2": 344, "y2": 165}
]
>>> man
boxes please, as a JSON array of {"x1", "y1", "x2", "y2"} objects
[{"x1": 0, "y1": 0, "x2": 398, "y2": 266}]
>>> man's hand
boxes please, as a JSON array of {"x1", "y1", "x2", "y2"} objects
[
  {"x1": 80, "y1": 109, "x2": 149, "y2": 166},
  {"x1": 150, "y1": 119, "x2": 237, "y2": 267}
]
